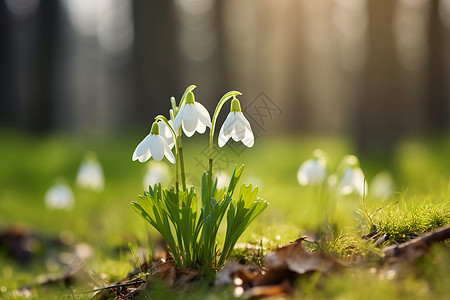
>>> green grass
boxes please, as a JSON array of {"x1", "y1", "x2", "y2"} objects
[{"x1": 0, "y1": 130, "x2": 449, "y2": 299}]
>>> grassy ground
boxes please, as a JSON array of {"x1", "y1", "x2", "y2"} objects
[{"x1": 0, "y1": 130, "x2": 449, "y2": 299}]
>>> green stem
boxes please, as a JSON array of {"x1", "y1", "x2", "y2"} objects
[
  {"x1": 208, "y1": 91, "x2": 242, "y2": 194},
  {"x1": 154, "y1": 115, "x2": 180, "y2": 189},
  {"x1": 178, "y1": 134, "x2": 187, "y2": 191}
]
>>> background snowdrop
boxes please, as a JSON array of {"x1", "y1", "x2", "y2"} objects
[
  {"x1": 297, "y1": 150, "x2": 328, "y2": 186},
  {"x1": 76, "y1": 151, "x2": 104, "y2": 192},
  {"x1": 370, "y1": 171, "x2": 395, "y2": 200},
  {"x1": 337, "y1": 155, "x2": 368, "y2": 197},
  {"x1": 143, "y1": 161, "x2": 171, "y2": 189},
  {"x1": 215, "y1": 171, "x2": 231, "y2": 189},
  {"x1": 45, "y1": 179, "x2": 74, "y2": 210}
]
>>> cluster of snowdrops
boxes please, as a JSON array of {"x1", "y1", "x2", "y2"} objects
[{"x1": 130, "y1": 85, "x2": 267, "y2": 271}]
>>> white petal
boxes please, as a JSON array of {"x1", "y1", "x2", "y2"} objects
[
  {"x1": 194, "y1": 102, "x2": 212, "y2": 128},
  {"x1": 133, "y1": 134, "x2": 151, "y2": 161},
  {"x1": 149, "y1": 135, "x2": 164, "y2": 161},
  {"x1": 195, "y1": 120, "x2": 207, "y2": 134},
  {"x1": 231, "y1": 133, "x2": 240, "y2": 142},
  {"x1": 182, "y1": 121, "x2": 196, "y2": 137},
  {"x1": 174, "y1": 104, "x2": 185, "y2": 131},
  {"x1": 158, "y1": 120, "x2": 175, "y2": 149},
  {"x1": 222, "y1": 112, "x2": 236, "y2": 136},
  {"x1": 237, "y1": 111, "x2": 252, "y2": 130},
  {"x1": 181, "y1": 103, "x2": 199, "y2": 134},
  {"x1": 218, "y1": 125, "x2": 231, "y2": 147},
  {"x1": 234, "y1": 120, "x2": 246, "y2": 140},
  {"x1": 241, "y1": 126, "x2": 254, "y2": 147},
  {"x1": 138, "y1": 149, "x2": 151, "y2": 163},
  {"x1": 161, "y1": 137, "x2": 176, "y2": 164}
]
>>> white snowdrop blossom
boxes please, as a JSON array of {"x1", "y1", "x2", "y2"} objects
[
  {"x1": 370, "y1": 172, "x2": 394, "y2": 199},
  {"x1": 76, "y1": 152, "x2": 104, "y2": 192},
  {"x1": 339, "y1": 167, "x2": 368, "y2": 197},
  {"x1": 174, "y1": 91, "x2": 211, "y2": 137},
  {"x1": 45, "y1": 180, "x2": 74, "y2": 210},
  {"x1": 218, "y1": 98, "x2": 254, "y2": 147},
  {"x1": 132, "y1": 122, "x2": 175, "y2": 163},
  {"x1": 336, "y1": 155, "x2": 368, "y2": 197},
  {"x1": 297, "y1": 150, "x2": 328, "y2": 186},
  {"x1": 143, "y1": 161, "x2": 171, "y2": 189},
  {"x1": 158, "y1": 119, "x2": 175, "y2": 149}
]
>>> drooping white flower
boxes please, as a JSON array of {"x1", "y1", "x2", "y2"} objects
[
  {"x1": 76, "y1": 151, "x2": 104, "y2": 192},
  {"x1": 370, "y1": 171, "x2": 394, "y2": 199},
  {"x1": 173, "y1": 91, "x2": 212, "y2": 137},
  {"x1": 337, "y1": 155, "x2": 368, "y2": 197},
  {"x1": 297, "y1": 150, "x2": 327, "y2": 186},
  {"x1": 143, "y1": 161, "x2": 171, "y2": 188},
  {"x1": 45, "y1": 179, "x2": 74, "y2": 210},
  {"x1": 132, "y1": 122, "x2": 176, "y2": 163},
  {"x1": 158, "y1": 119, "x2": 175, "y2": 149},
  {"x1": 218, "y1": 98, "x2": 254, "y2": 147}
]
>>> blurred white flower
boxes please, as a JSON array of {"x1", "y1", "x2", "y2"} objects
[
  {"x1": 370, "y1": 172, "x2": 394, "y2": 199},
  {"x1": 335, "y1": 155, "x2": 368, "y2": 197},
  {"x1": 339, "y1": 167, "x2": 368, "y2": 196},
  {"x1": 76, "y1": 151, "x2": 104, "y2": 192},
  {"x1": 132, "y1": 122, "x2": 175, "y2": 163},
  {"x1": 143, "y1": 161, "x2": 171, "y2": 189},
  {"x1": 45, "y1": 180, "x2": 74, "y2": 210},
  {"x1": 297, "y1": 150, "x2": 328, "y2": 186},
  {"x1": 173, "y1": 91, "x2": 211, "y2": 137},
  {"x1": 215, "y1": 171, "x2": 231, "y2": 189},
  {"x1": 158, "y1": 119, "x2": 175, "y2": 149},
  {"x1": 218, "y1": 98, "x2": 254, "y2": 148},
  {"x1": 298, "y1": 159, "x2": 327, "y2": 186}
]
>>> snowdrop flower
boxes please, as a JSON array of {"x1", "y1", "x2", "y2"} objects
[
  {"x1": 215, "y1": 171, "x2": 231, "y2": 189},
  {"x1": 76, "y1": 151, "x2": 104, "y2": 192},
  {"x1": 174, "y1": 91, "x2": 211, "y2": 137},
  {"x1": 158, "y1": 119, "x2": 175, "y2": 149},
  {"x1": 370, "y1": 172, "x2": 394, "y2": 199},
  {"x1": 45, "y1": 179, "x2": 74, "y2": 210},
  {"x1": 337, "y1": 155, "x2": 368, "y2": 197},
  {"x1": 297, "y1": 149, "x2": 328, "y2": 186},
  {"x1": 132, "y1": 122, "x2": 176, "y2": 163},
  {"x1": 218, "y1": 98, "x2": 254, "y2": 147},
  {"x1": 143, "y1": 161, "x2": 171, "y2": 188}
]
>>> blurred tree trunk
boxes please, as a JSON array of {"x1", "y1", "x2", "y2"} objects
[
  {"x1": 0, "y1": 2, "x2": 14, "y2": 125},
  {"x1": 356, "y1": 0, "x2": 403, "y2": 153},
  {"x1": 25, "y1": 0, "x2": 60, "y2": 132},
  {"x1": 426, "y1": 0, "x2": 449, "y2": 133},
  {"x1": 132, "y1": 0, "x2": 181, "y2": 123}
]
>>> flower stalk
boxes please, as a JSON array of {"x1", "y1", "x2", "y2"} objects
[{"x1": 208, "y1": 91, "x2": 242, "y2": 195}]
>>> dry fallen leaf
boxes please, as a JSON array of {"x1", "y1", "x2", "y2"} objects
[{"x1": 265, "y1": 239, "x2": 344, "y2": 275}]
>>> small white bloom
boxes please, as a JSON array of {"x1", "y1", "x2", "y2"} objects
[
  {"x1": 143, "y1": 161, "x2": 171, "y2": 188},
  {"x1": 45, "y1": 180, "x2": 74, "y2": 210},
  {"x1": 339, "y1": 167, "x2": 368, "y2": 197},
  {"x1": 370, "y1": 172, "x2": 394, "y2": 199},
  {"x1": 297, "y1": 159, "x2": 327, "y2": 186},
  {"x1": 132, "y1": 122, "x2": 175, "y2": 163},
  {"x1": 218, "y1": 98, "x2": 254, "y2": 147},
  {"x1": 173, "y1": 91, "x2": 211, "y2": 137},
  {"x1": 76, "y1": 152, "x2": 104, "y2": 192},
  {"x1": 158, "y1": 119, "x2": 175, "y2": 149},
  {"x1": 215, "y1": 171, "x2": 231, "y2": 189}
]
